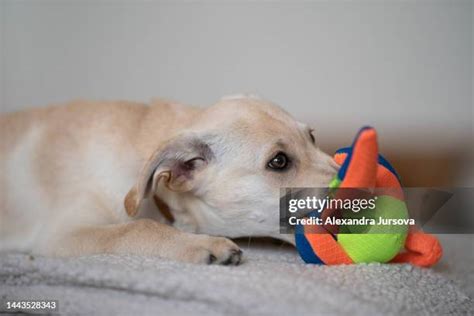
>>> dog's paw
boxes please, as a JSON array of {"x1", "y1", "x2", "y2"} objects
[
  {"x1": 202, "y1": 237, "x2": 243, "y2": 265},
  {"x1": 176, "y1": 235, "x2": 243, "y2": 265}
]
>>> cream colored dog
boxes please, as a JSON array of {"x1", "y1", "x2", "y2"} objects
[{"x1": 0, "y1": 95, "x2": 338, "y2": 265}]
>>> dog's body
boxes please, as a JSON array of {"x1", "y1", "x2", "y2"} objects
[{"x1": 0, "y1": 96, "x2": 338, "y2": 264}]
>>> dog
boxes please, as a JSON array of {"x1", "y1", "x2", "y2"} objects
[{"x1": 0, "y1": 95, "x2": 338, "y2": 265}]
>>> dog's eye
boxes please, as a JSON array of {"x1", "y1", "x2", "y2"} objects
[
  {"x1": 267, "y1": 152, "x2": 289, "y2": 171},
  {"x1": 309, "y1": 129, "x2": 316, "y2": 144}
]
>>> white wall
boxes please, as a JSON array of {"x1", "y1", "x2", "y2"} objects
[{"x1": 0, "y1": 1, "x2": 472, "y2": 152}]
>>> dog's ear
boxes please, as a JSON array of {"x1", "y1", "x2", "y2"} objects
[{"x1": 124, "y1": 134, "x2": 213, "y2": 217}]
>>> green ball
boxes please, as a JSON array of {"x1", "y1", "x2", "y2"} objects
[{"x1": 337, "y1": 196, "x2": 409, "y2": 263}]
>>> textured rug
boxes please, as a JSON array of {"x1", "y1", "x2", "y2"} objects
[{"x1": 0, "y1": 235, "x2": 472, "y2": 315}]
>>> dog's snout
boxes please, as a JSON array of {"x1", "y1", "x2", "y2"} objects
[
  {"x1": 329, "y1": 157, "x2": 340, "y2": 171},
  {"x1": 315, "y1": 149, "x2": 340, "y2": 175}
]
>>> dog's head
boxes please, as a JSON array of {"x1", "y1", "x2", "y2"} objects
[{"x1": 125, "y1": 96, "x2": 338, "y2": 242}]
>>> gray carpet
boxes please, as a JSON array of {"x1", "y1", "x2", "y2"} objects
[{"x1": 1, "y1": 235, "x2": 473, "y2": 316}]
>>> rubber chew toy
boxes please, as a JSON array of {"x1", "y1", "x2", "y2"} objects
[{"x1": 295, "y1": 127, "x2": 443, "y2": 267}]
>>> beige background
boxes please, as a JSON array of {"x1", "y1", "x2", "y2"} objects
[{"x1": 0, "y1": 1, "x2": 472, "y2": 185}]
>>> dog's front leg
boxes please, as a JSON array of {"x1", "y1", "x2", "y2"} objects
[{"x1": 50, "y1": 219, "x2": 242, "y2": 265}]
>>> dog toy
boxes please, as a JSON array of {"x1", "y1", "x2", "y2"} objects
[{"x1": 295, "y1": 127, "x2": 442, "y2": 267}]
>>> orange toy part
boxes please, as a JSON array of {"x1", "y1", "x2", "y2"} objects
[
  {"x1": 335, "y1": 152, "x2": 404, "y2": 201},
  {"x1": 391, "y1": 230, "x2": 443, "y2": 267},
  {"x1": 307, "y1": 128, "x2": 379, "y2": 265},
  {"x1": 302, "y1": 127, "x2": 442, "y2": 267}
]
